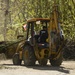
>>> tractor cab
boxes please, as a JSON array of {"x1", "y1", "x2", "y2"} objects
[{"x1": 26, "y1": 18, "x2": 50, "y2": 48}]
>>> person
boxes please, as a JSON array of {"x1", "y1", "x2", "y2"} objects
[{"x1": 38, "y1": 26, "x2": 48, "y2": 43}]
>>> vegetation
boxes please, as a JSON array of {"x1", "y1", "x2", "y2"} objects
[{"x1": 0, "y1": 0, "x2": 75, "y2": 59}]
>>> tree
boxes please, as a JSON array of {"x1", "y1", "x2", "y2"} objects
[
  {"x1": 0, "y1": 0, "x2": 75, "y2": 41},
  {"x1": 4, "y1": 0, "x2": 9, "y2": 41}
]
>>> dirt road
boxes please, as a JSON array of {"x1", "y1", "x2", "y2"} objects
[{"x1": 0, "y1": 59, "x2": 75, "y2": 75}]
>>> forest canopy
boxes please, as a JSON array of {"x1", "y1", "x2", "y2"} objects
[{"x1": 0, "y1": 0, "x2": 75, "y2": 41}]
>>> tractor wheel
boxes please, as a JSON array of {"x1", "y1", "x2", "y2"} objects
[
  {"x1": 50, "y1": 53, "x2": 63, "y2": 66},
  {"x1": 23, "y1": 45, "x2": 36, "y2": 66},
  {"x1": 13, "y1": 53, "x2": 22, "y2": 65},
  {"x1": 38, "y1": 59, "x2": 48, "y2": 66}
]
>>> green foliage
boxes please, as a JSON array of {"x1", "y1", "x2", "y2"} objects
[
  {"x1": 6, "y1": 29, "x2": 16, "y2": 41},
  {"x1": 0, "y1": 35, "x2": 4, "y2": 41},
  {"x1": 0, "y1": 0, "x2": 75, "y2": 41}
]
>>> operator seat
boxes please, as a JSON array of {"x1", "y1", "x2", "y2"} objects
[{"x1": 38, "y1": 26, "x2": 48, "y2": 43}]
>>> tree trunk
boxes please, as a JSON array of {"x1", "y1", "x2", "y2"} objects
[{"x1": 4, "y1": 0, "x2": 9, "y2": 41}]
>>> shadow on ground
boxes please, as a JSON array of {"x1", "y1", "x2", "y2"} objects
[
  {"x1": 2, "y1": 64, "x2": 70, "y2": 74},
  {"x1": 26, "y1": 65, "x2": 70, "y2": 74}
]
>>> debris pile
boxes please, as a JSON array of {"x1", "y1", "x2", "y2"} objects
[{"x1": 63, "y1": 40, "x2": 75, "y2": 60}]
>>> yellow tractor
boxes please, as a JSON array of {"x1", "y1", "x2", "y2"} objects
[{"x1": 13, "y1": 4, "x2": 64, "y2": 66}]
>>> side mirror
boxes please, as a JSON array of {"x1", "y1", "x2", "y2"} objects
[{"x1": 22, "y1": 24, "x2": 27, "y2": 32}]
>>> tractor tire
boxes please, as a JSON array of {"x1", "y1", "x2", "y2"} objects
[
  {"x1": 13, "y1": 53, "x2": 22, "y2": 65},
  {"x1": 50, "y1": 53, "x2": 63, "y2": 66},
  {"x1": 38, "y1": 59, "x2": 48, "y2": 66},
  {"x1": 23, "y1": 45, "x2": 36, "y2": 66}
]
